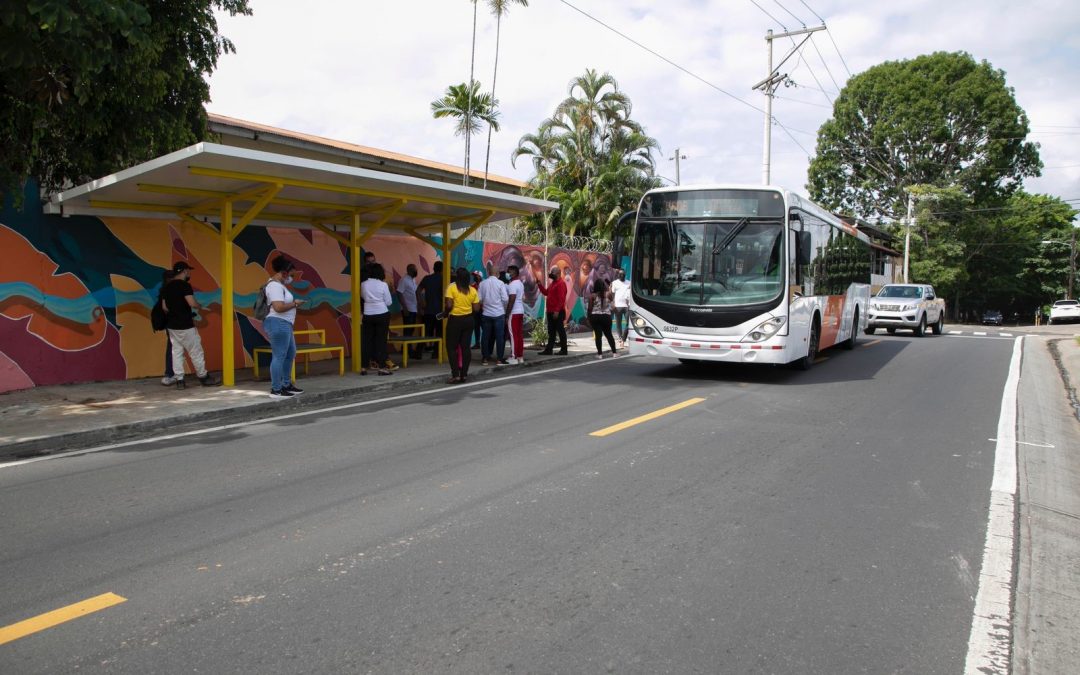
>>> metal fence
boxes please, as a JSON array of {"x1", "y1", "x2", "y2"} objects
[{"x1": 474, "y1": 221, "x2": 612, "y2": 254}]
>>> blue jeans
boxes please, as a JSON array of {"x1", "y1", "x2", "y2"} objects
[
  {"x1": 265, "y1": 317, "x2": 296, "y2": 391},
  {"x1": 480, "y1": 314, "x2": 506, "y2": 361}
]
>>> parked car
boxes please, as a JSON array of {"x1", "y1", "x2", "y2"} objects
[
  {"x1": 981, "y1": 309, "x2": 1003, "y2": 326},
  {"x1": 866, "y1": 284, "x2": 946, "y2": 336},
  {"x1": 1049, "y1": 299, "x2": 1080, "y2": 324}
]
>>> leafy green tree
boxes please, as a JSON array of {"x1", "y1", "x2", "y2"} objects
[
  {"x1": 0, "y1": 0, "x2": 252, "y2": 196},
  {"x1": 431, "y1": 81, "x2": 500, "y2": 185},
  {"x1": 905, "y1": 188, "x2": 1075, "y2": 318},
  {"x1": 481, "y1": 0, "x2": 527, "y2": 188},
  {"x1": 807, "y1": 52, "x2": 1042, "y2": 220},
  {"x1": 513, "y1": 69, "x2": 659, "y2": 238}
]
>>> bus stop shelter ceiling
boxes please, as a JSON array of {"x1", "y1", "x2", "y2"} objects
[{"x1": 44, "y1": 142, "x2": 557, "y2": 385}]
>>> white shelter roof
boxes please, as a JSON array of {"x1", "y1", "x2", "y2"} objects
[{"x1": 44, "y1": 142, "x2": 555, "y2": 234}]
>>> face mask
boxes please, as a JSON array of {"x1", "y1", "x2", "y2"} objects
[
  {"x1": 549, "y1": 273, "x2": 558, "y2": 281},
  {"x1": 284, "y1": 275, "x2": 294, "y2": 285}
]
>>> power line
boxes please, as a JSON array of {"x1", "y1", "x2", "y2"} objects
[
  {"x1": 771, "y1": 0, "x2": 805, "y2": 26},
  {"x1": 774, "y1": 94, "x2": 831, "y2": 109},
  {"x1": 554, "y1": 0, "x2": 812, "y2": 159},
  {"x1": 555, "y1": 0, "x2": 764, "y2": 115},
  {"x1": 809, "y1": 34, "x2": 843, "y2": 94},
  {"x1": 748, "y1": 0, "x2": 787, "y2": 29},
  {"x1": 797, "y1": 0, "x2": 825, "y2": 22}
]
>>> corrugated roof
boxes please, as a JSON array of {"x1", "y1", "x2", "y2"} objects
[{"x1": 208, "y1": 113, "x2": 528, "y2": 190}]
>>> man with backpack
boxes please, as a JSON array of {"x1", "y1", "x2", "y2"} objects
[{"x1": 162, "y1": 262, "x2": 219, "y2": 388}]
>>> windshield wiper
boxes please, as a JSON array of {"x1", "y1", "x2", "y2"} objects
[{"x1": 711, "y1": 217, "x2": 750, "y2": 255}]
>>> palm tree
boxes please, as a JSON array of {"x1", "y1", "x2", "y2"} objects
[
  {"x1": 512, "y1": 69, "x2": 659, "y2": 238},
  {"x1": 482, "y1": 0, "x2": 528, "y2": 188},
  {"x1": 432, "y1": 82, "x2": 500, "y2": 185},
  {"x1": 465, "y1": 0, "x2": 479, "y2": 186}
]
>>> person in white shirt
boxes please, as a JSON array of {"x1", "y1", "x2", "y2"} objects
[
  {"x1": 361, "y1": 263, "x2": 395, "y2": 375},
  {"x1": 265, "y1": 256, "x2": 307, "y2": 399},
  {"x1": 505, "y1": 265, "x2": 526, "y2": 364},
  {"x1": 610, "y1": 268, "x2": 632, "y2": 346},
  {"x1": 396, "y1": 263, "x2": 421, "y2": 360},
  {"x1": 477, "y1": 265, "x2": 510, "y2": 365}
]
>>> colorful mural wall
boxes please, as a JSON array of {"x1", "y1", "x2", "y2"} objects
[{"x1": 0, "y1": 186, "x2": 613, "y2": 393}]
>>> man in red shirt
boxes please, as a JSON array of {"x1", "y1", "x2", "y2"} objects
[{"x1": 537, "y1": 267, "x2": 568, "y2": 355}]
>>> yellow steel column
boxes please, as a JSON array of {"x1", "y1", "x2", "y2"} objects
[
  {"x1": 350, "y1": 215, "x2": 363, "y2": 372},
  {"x1": 441, "y1": 221, "x2": 451, "y2": 362},
  {"x1": 220, "y1": 199, "x2": 235, "y2": 386}
]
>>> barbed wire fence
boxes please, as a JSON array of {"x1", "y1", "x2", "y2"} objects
[{"x1": 473, "y1": 220, "x2": 612, "y2": 254}]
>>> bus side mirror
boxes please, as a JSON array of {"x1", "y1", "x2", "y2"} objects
[{"x1": 797, "y1": 231, "x2": 812, "y2": 265}]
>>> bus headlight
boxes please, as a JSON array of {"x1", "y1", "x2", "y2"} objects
[
  {"x1": 742, "y1": 316, "x2": 786, "y2": 342},
  {"x1": 630, "y1": 311, "x2": 663, "y2": 338}
]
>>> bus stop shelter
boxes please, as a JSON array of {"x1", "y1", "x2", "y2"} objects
[{"x1": 44, "y1": 143, "x2": 557, "y2": 385}]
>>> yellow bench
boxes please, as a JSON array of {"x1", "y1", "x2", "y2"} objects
[
  {"x1": 387, "y1": 323, "x2": 443, "y2": 368},
  {"x1": 253, "y1": 329, "x2": 345, "y2": 380}
]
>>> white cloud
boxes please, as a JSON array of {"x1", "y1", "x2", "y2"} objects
[{"x1": 208, "y1": 0, "x2": 1080, "y2": 206}]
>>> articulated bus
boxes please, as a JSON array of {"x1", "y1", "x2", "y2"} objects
[{"x1": 619, "y1": 185, "x2": 871, "y2": 369}]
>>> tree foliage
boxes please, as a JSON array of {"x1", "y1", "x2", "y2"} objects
[
  {"x1": 0, "y1": 0, "x2": 252, "y2": 196},
  {"x1": 431, "y1": 80, "x2": 500, "y2": 185},
  {"x1": 807, "y1": 51, "x2": 1041, "y2": 220},
  {"x1": 512, "y1": 69, "x2": 659, "y2": 239},
  {"x1": 906, "y1": 188, "x2": 1075, "y2": 317}
]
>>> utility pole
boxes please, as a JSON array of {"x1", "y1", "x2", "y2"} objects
[
  {"x1": 669, "y1": 148, "x2": 687, "y2": 185},
  {"x1": 1070, "y1": 227, "x2": 1076, "y2": 300},
  {"x1": 903, "y1": 193, "x2": 914, "y2": 284},
  {"x1": 752, "y1": 25, "x2": 825, "y2": 185}
]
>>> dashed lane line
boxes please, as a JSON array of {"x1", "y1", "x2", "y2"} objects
[
  {"x1": 0, "y1": 593, "x2": 126, "y2": 645},
  {"x1": 589, "y1": 398, "x2": 706, "y2": 437}
]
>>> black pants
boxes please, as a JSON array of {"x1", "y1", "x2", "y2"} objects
[
  {"x1": 445, "y1": 314, "x2": 474, "y2": 378},
  {"x1": 361, "y1": 312, "x2": 390, "y2": 368},
  {"x1": 422, "y1": 313, "x2": 443, "y2": 355},
  {"x1": 402, "y1": 310, "x2": 421, "y2": 357},
  {"x1": 590, "y1": 313, "x2": 616, "y2": 354},
  {"x1": 545, "y1": 310, "x2": 567, "y2": 352}
]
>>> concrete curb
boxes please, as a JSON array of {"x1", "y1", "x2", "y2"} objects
[{"x1": 0, "y1": 352, "x2": 599, "y2": 461}]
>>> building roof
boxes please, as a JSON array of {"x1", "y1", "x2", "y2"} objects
[{"x1": 208, "y1": 113, "x2": 528, "y2": 193}]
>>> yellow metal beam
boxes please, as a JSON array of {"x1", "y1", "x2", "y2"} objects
[
  {"x1": 220, "y1": 200, "x2": 236, "y2": 387},
  {"x1": 188, "y1": 166, "x2": 534, "y2": 217},
  {"x1": 88, "y1": 199, "x2": 315, "y2": 225},
  {"x1": 231, "y1": 183, "x2": 283, "y2": 241},
  {"x1": 450, "y1": 210, "x2": 495, "y2": 249},
  {"x1": 311, "y1": 222, "x2": 351, "y2": 247},
  {"x1": 404, "y1": 226, "x2": 442, "y2": 250},
  {"x1": 177, "y1": 212, "x2": 220, "y2": 237},
  {"x1": 350, "y1": 215, "x2": 363, "y2": 373}
]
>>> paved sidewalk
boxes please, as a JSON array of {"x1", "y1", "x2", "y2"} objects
[{"x1": 0, "y1": 333, "x2": 621, "y2": 460}]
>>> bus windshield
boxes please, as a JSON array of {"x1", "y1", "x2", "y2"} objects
[{"x1": 633, "y1": 218, "x2": 784, "y2": 306}]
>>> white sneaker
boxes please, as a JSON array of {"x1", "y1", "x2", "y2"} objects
[
  {"x1": 160, "y1": 376, "x2": 176, "y2": 386},
  {"x1": 506, "y1": 358, "x2": 518, "y2": 365},
  {"x1": 595, "y1": 354, "x2": 603, "y2": 360}
]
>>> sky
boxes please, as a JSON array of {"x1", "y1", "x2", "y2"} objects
[{"x1": 207, "y1": 0, "x2": 1080, "y2": 218}]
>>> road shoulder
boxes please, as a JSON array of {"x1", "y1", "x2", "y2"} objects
[{"x1": 1013, "y1": 336, "x2": 1080, "y2": 674}]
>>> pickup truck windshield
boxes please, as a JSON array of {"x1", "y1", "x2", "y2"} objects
[{"x1": 877, "y1": 286, "x2": 923, "y2": 299}]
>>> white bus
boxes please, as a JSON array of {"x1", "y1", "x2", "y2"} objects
[{"x1": 621, "y1": 185, "x2": 871, "y2": 369}]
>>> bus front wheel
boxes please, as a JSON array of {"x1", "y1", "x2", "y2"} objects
[{"x1": 794, "y1": 320, "x2": 820, "y2": 371}]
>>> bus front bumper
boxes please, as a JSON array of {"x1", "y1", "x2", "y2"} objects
[{"x1": 626, "y1": 335, "x2": 794, "y2": 364}]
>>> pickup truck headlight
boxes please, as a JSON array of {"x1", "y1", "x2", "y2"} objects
[
  {"x1": 742, "y1": 316, "x2": 786, "y2": 342},
  {"x1": 630, "y1": 311, "x2": 663, "y2": 338}
]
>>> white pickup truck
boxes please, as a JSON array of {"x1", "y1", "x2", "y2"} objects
[{"x1": 865, "y1": 284, "x2": 946, "y2": 336}]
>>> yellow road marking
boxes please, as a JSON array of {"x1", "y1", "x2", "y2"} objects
[
  {"x1": 590, "y1": 398, "x2": 706, "y2": 437},
  {"x1": 0, "y1": 593, "x2": 126, "y2": 646},
  {"x1": 814, "y1": 356, "x2": 829, "y2": 363},
  {"x1": 862, "y1": 339, "x2": 882, "y2": 348}
]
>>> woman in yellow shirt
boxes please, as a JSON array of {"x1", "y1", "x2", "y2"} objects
[{"x1": 443, "y1": 267, "x2": 480, "y2": 383}]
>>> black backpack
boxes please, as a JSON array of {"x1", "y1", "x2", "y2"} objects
[{"x1": 151, "y1": 296, "x2": 168, "y2": 331}]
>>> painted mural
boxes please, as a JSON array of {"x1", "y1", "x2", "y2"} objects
[{"x1": 0, "y1": 185, "x2": 613, "y2": 393}]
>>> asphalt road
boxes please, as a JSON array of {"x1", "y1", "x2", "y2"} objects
[{"x1": 0, "y1": 331, "x2": 1018, "y2": 673}]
